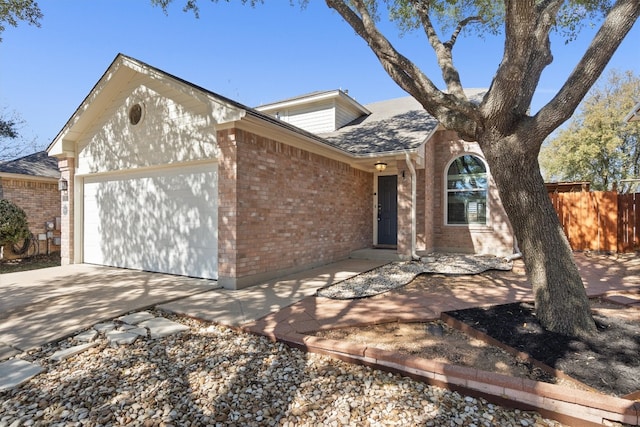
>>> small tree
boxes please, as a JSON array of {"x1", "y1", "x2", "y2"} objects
[
  {"x1": 541, "y1": 70, "x2": 640, "y2": 190},
  {"x1": 0, "y1": 199, "x2": 30, "y2": 258}
]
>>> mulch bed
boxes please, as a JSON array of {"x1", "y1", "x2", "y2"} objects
[{"x1": 446, "y1": 301, "x2": 640, "y2": 397}]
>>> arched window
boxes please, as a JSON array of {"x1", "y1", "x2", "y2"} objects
[{"x1": 446, "y1": 155, "x2": 487, "y2": 225}]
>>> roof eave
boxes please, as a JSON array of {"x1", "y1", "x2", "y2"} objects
[{"x1": 257, "y1": 89, "x2": 371, "y2": 116}]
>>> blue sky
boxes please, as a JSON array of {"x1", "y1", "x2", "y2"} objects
[{"x1": 1, "y1": 1, "x2": 639, "y2": 151}]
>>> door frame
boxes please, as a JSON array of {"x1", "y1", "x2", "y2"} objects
[{"x1": 374, "y1": 173, "x2": 398, "y2": 247}]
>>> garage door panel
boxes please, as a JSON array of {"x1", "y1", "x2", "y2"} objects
[{"x1": 83, "y1": 164, "x2": 217, "y2": 279}]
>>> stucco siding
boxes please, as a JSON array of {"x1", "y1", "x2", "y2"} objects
[{"x1": 77, "y1": 82, "x2": 219, "y2": 174}]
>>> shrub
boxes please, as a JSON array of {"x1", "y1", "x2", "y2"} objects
[{"x1": 0, "y1": 199, "x2": 30, "y2": 246}]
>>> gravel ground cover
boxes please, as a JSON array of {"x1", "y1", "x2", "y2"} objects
[
  {"x1": 317, "y1": 254, "x2": 513, "y2": 299},
  {"x1": 0, "y1": 312, "x2": 563, "y2": 427}
]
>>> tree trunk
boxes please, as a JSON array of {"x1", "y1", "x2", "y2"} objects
[{"x1": 482, "y1": 134, "x2": 596, "y2": 337}]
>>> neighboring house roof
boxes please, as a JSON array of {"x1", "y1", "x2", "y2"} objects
[
  {"x1": 320, "y1": 89, "x2": 487, "y2": 156},
  {"x1": 0, "y1": 151, "x2": 60, "y2": 179}
]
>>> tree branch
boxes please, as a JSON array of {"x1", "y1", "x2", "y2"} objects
[
  {"x1": 482, "y1": 0, "x2": 561, "y2": 139},
  {"x1": 445, "y1": 16, "x2": 483, "y2": 49},
  {"x1": 325, "y1": 0, "x2": 480, "y2": 136},
  {"x1": 409, "y1": 0, "x2": 465, "y2": 98},
  {"x1": 534, "y1": 0, "x2": 640, "y2": 137}
]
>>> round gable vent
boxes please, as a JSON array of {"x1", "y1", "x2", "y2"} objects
[{"x1": 128, "y1": 103, "x2": 144, "y2": 125}]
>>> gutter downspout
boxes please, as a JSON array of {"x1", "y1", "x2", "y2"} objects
[
  {"x1": 405, "y1": 152, "x2": 420, "y2": 261},
  {"x1": 504, "y1": 236, "x2": 523, "y2": 262}
]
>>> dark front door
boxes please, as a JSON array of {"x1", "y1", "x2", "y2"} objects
[{"x1": 377, "y1": 175, "x2": 398, "y2": 245}]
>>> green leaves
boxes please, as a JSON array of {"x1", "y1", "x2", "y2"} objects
[
  {"x1": 0, "y1": 199, "x2": 30, "y2": 246},
  {"x1": 0, "y1": 0, "x2": 43, "y2": 41},
  {"x1": 540, "y1": 69, "x2": 640, "y2": 190}
]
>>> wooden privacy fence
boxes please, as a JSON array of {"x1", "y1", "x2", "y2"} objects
[{"x1": 548, "y1": 191, "x2": 640, "y2": 253}]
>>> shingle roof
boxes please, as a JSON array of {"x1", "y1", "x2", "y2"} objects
[
  {"x1": 0, "y1": 151, "x2": 60, "y2": 178},
  {"x1": 319, "y1": 97, "x2": 437, "y2": 155},
  {"x1": 319, "y1": 89, "x2": 487, "y2": 156}
]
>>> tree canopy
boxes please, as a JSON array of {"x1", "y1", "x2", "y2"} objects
[
  {"x1": 151, "y1": 0, "x2": 640, "y2": 337},
  {"x1": 0, "y1": 109, "x2": 39, "y2": 161},
  {"x1": 541, "y1": 70, "x2": 640, "y2": 191},
  {"x1": 0, "y1": 0, "x2": 42, "y2": 41}
]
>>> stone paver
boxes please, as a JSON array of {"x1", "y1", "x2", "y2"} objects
[
  {"x1": 119, "y1": 311, "x2": 155, "y2": 325},
  {"x1": 93, "y1": 322, "x2": 116, "y2": 334},
  {"x1": 106, "y1": 330, "x2": 140, "y2": 346},
  {"x1": 139, "y1": 317, "x2": 189, "y2": 339},
  {"x1": 74, "y1": 330, "x2": 98, "y2": 343},
  {"x1": 50, "y1": 342, "x2": 98, "y2": 362},
  {"x1": 0, "y1": 343, "x2": 19, "y2": 361},
  {"x1": 0, "y1": 359, "x2": 43, "y2": 391}
]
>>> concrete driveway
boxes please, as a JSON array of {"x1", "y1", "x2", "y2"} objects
[
  {"x1": 0, "y1": 259, "x2": 388, "y2": 361},
  {"x1": 0, "y1": 264, "x2": 218, "y2": 359}
]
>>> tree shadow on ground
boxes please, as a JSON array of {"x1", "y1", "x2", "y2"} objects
[{"x1": 446, "y1": 301, "x2": 640, "y2": 397}]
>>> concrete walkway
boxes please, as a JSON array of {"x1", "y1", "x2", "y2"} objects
[
  {"x1": 157, "y1": 258, "x2": 388, "y2": 325},
  {"x1": 242, "y1": 253, "x2": 640, "y2": 338}
]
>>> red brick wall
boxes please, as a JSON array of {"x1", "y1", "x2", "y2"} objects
[
  {"x1": 0, "y1": 177, "x2": 61, "y2": 257},
  {"x1": 218, "y1": 128, "x2": 373, "y2": 287},
  {"x1": 426, "y1": 130, "x2": 514, "y2": 256}
]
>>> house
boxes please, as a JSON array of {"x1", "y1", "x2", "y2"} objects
[
  {"x1": 0, "y1": 151, "x2": 61, "y2": 257},
  {"x1": 47, "y1": 54, "x2": 514, "y2": 289}
]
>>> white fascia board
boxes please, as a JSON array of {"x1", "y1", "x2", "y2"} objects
[
  {"x1": 257, "y1": 90, "x2": 370, "y2": 116},
  {"x1": 48, "y1": 138, "x2": 76, "y2": 159},
  {"x1": 47, "y1": 57, "x2": 130, "y2": 156}
]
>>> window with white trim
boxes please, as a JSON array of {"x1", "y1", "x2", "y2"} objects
[{"x1": 446, "y1": 155, "x2": 487, "y2": 225}]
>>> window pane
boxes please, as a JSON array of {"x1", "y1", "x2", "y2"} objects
[
  {"x1": 447, "y1": 191, "x2": 487, "y2": 224},
  {"x1": 447, "y1": 155, "x2": 486, "y2": 176},
  {"x1": 447, "y1": 174, "x2": 487, "y2": 190},
  {"x1": 447, "y1": 155, "x2": 487, "y2": 190},
  {"x1": 446, "y1": 154, "x2": 487, "y2": 225}
]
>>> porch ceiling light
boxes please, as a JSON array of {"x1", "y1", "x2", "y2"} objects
[
  {"x1": 58, "y1": 177, "x2": 68, "y2": 192},
  {"x1": 374, "y1": 161, "x2": 387, "y2": 172}
]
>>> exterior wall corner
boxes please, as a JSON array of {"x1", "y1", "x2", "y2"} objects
[{"x1": 58, "y1": 157, "x2": 75, "y2": 265}]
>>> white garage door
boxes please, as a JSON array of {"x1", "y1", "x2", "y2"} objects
[{"x1": 83, "y1": 163, "x2": 218, "y2": 279}]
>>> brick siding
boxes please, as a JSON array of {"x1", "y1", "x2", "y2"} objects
[
  {"x1": 218, "y1": 128, "x2": 372, "y2": 287},
  {"x1": 425, "y1": 130, "x2": 514, "y2": 256},
  {"x1": 0, "y1": 176, "x2": 61, "y2": 258}
]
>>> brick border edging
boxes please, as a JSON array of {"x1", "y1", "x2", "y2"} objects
[
  {"x1": 250, "y1": 329, "x2": 640, "y2": 426},
  {"x1": 439, "y1": 313, "x2": 599, "y2": 393}
]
